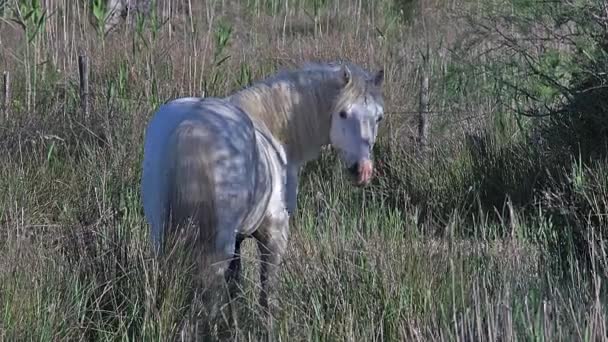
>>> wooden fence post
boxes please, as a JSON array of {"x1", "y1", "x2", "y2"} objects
[
  {"x1": 417, "y1": 55, "x2": 430, "y2": 157},
  {"x1": 78, "y1": 55, "x2": 90, "y2": 119},
  {"x1": 2, "y1": 71, "x2": 9, "y2": 120}
]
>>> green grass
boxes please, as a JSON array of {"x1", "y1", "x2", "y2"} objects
[{"x1": 1, "y1": 0, "x2": 607, "y2": 340}]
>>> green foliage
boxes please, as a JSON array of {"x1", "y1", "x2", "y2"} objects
[
  {"x1": 214, "y1": 20, "x2": 233, "y2": 61},
  {"x1": 201, "y1": 19, "x2": 234, "y2": 96},
  {"x1": 91, "y1": 0, "x2": 108, "y2": 38},
  {"x1": 244, "y1": 0, "x2": 281, "y2": 16},
  {"x1": 308, "y1": 0, "x2": 328, "y2": 17},
  {"x1": 237, "y1": 62, "x2": 253, "y2": 88},
  {"x1": 8, "y1": 0, "x2": 46, "y2": 43},
  {"x1": 390, "y1": 0, "x2": 417, "y2": 23},
  {"x1": 439, "y1": 0, "x2": 608, "y2": 271}
]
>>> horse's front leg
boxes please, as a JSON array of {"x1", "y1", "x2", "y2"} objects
[
  {"x1": 285, "y1": 163, "x2": 300, "y2": 216},
  {"x1": 253, "y1": 211, "x2": 289, "y2": 313}
]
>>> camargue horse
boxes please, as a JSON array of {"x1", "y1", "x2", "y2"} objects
[{"x1": 141, "y1": 61, "x2": 385, "y2": 313}]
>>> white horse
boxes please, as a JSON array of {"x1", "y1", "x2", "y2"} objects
[{"x1": 141, "y1": 61, "x2": 385, "y2": 313}]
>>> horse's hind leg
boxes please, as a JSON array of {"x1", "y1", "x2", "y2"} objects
[
  {"x1": 253, "y1": 212, "x2": 289, "y2": 312},
  {"x1": 225, "y1": 235, "x2": 245, "y2": 297}
]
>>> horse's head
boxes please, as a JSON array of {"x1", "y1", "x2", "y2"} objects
[{"x1": 329, "y1": 64, "x2": 385, "y2": 187}]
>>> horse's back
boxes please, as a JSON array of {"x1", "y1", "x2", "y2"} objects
[{"x1": 141, "y1": 97, "x2": 260, "y2": 253}]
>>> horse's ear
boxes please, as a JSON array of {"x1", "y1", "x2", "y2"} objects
[
  {"x1": 373, "y1": 68, "x2": 384, "y2": 87},
  {"x1": 341, "y1": 65, "x2": 352, "y2": 87}
]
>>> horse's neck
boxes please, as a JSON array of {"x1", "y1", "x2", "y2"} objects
[{"x1": 230, "y1": 83, "x2": 334, "y2": 164}]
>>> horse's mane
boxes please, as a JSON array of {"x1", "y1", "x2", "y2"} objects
[{"x1": 227, "y1": 61, "x2": 379, "y2": 160}]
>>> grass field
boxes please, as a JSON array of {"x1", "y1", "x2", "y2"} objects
[{"x1": 1, "y1": 0, "x2": 607, "y2": 340}]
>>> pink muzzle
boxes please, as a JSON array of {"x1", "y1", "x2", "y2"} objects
[{"x1": 357, "y1": 159, "x2": 374, "y2": 185}]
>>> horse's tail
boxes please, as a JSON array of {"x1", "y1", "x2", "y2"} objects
[{"x1": 164, "y1": 120, "x2": 218, "y2": 271}]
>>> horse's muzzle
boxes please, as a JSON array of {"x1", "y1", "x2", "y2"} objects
[{"x1": 348, "y1": 159, "x2": 373, "y2": 186}]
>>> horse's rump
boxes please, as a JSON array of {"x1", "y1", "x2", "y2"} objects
[{"x1": 164, "y1": 119, "x2": 218, "y2": 262}]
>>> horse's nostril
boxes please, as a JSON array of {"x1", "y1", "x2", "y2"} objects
[{"x1": 348, "y1": 162, "x2": 359, "y2": 175}]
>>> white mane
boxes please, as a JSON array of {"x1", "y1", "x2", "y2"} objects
[{"x1": 228, "y1": 61, "x2": 377, "y2": 161}]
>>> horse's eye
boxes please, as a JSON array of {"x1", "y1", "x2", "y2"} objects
[
  {"x1": 376, "y1": 116, "x2": 384, "y2": 123},
  {"x1": 339, "y1": 111, "x2": 347, "y2": 119}
]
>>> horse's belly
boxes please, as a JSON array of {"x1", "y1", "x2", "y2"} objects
[{"x1": 210, "y1": 151, "x2": 265, "y2": 235}]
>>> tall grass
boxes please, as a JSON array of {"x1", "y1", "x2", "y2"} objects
[{"x1": 1, "y1": 0, "x2": 607, "y2": 340}]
